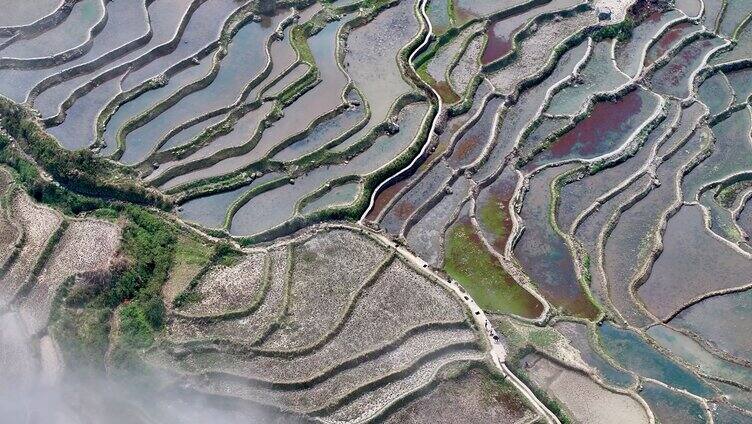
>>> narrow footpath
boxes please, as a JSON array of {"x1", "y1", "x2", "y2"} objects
[
  {"x1": 358, "y1": 0, "x2": 562, "y2": 421},
  {"x1": 366, "y1": 228, "x2": 560, "y2": 424}
]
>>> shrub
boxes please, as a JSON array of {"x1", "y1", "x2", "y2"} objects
[
  {"x1": 105, "y1": 207, "x2": 176, "y2": 307},
  {"x1": 173, "y1": 291, "x2": 203, "y2": 308},
  {"x1": 591, "y1": 18, "x2": 635, "y2": 42},
  {"x1": 51, "y1": 306, "x2": 111, "y2": 370},
  {"x1": 119, "y1": 303, "x2": 155, "y2": 349},
  {"x1": 213, "y1": 241, "x2": 243, "y2": 266}
]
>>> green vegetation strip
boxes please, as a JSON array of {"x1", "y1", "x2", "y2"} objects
[
  {"x1": 444, "y1": 219, "x2": 542, "y2": 318},
  {"x1": 0, "y1": 98, "x2": 170, "y2": 210},
  {"x1": 0, "y1": 103, "x2": 213, "y2": 370},
  {"x1": 53, "y1": 205, "x2": 187, "y2": 372}
]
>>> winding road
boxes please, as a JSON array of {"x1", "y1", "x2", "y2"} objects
[
  {"x1": 365, "y1": 226, "x2": 561, "y2": 424},
  {"x1": 358, "y1": 0, "x2": 562, "y2": 421}
]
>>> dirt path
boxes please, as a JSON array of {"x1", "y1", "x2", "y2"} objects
[
  {"x1": 355, "y1": 0, "x2": 561, "y2": 420},
  {"x1": 365, "y1": 227, "x2": 560, "y2": 424}
]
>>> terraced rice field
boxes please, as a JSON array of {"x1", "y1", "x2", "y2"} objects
[{"x1": 2, "y1": 0, "x2": 752, "y2": 422}]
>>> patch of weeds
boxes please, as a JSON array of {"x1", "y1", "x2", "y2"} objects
[
  {"x1": 416, "y1": 63, "x2": 460, "y2": 102},
  {"x1": 119, "y1": 303, "x2": 157, "y2": 349},
  {"x1": 50, "y1": 306, "x2": 112, "y2": 370},
  {"x1": 213, "y1": 241, "x2": 244, "y2": 267},
  {"x1": 444, "y1": 221, "x2": 542, "y2": 317},
  {"x1": 291, "y1": 24, "x2": 315, "y2": 64},
  {"x1": 715, "y1": 180, "x2": 752, "y2": 208},
  {"x1": 359, "y1": 0, "x2": 394, "y2": 10},
  {"x1": 174, "y1": 235, "x2": 212, "y2": 267},
  {"x1": 592, "y1": 18, "x2": 635, "y2": 43},
  {"x1": 478, "y1": 197, "x2": 509, "y2": 242},
  {"x1": 581, "y1": 254, "x2": 592, "y2": 285},
  {"x1": 172, "y1": 291, "x2": 204, "y2": 308},
  {"x1": 92, "y1": 207, "x2": 120, "y2": 220},
  {"x1": 296, "y1": 247, "x2": 318, "y2": 265},
  {"x1": 529, "y1": 328, "x2": 559, "y2": 349}
]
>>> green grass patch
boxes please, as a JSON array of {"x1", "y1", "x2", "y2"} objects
[
  {"x1": 174, "y1": 234, "x2": 213, "y2": 267},
  {"x1": 417, "y1": 62, "x2": 433, "y2": 84},
  {"x1": 212, "y1": 241, "x2": 244, "y2": 267},
  {"x1": 478, "y1": 198, "x2": 509, "y2": 242},
  {"x1": 171, "y1": 240, "x2": 242, "y2": 308},
  {"x1": 163, "y1": 233, "x2": 213, "y2": 308},
  {"x1": 444, "y1": 221, "x2": 543, "y2": 318},
  {"x1": 592, "y1": 17, "x2": 635, "y2": 42},
  {"x1": 358, "y1": 0, "x2": 394, "y2": 10},
  {"x1": 529, "y1": 327, "x2": 559, "y2": 348},
  {"x1": 92, "y1": 207, "x2": 120, "y2": 220},
  {"x1": 581, "y1": 254, "x2": 592, "y2": 285},
  {"x1": 417, "y1": 62, "x2": 460, "y2": 103},
  {"x1": 716, "y1": 179, "x2": 752, "y2": 208},
  {"x1": 447, "y1": 0, "x2": 458, "y2": 25},
  {"x1": 291, "y1": 24, "x2": 315, "y2": 65}
]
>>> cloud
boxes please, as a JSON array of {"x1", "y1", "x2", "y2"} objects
[{"x1": 0, "y1": 309, "x2": 308, "y2": 424}]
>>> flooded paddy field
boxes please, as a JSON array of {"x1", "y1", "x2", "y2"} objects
[{"x1": 3, "y1": 0, "x2": 752, "y2": 422}]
